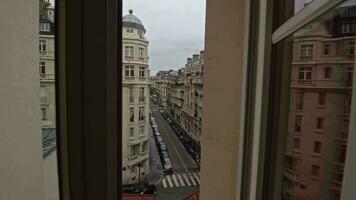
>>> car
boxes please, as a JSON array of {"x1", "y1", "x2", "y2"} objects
[
  {"x1": 155, "y1": 135, "x2": 163, "y2": 144},
  {"x1": 159, "y1": 142, "x2": 167, "y2": 151},
  {"x1": 141, "y1": 184, "x2": 157, "y2": 195},
  {"x1": 154, "y1": 131, "x2": 160, "y2": 137},
  {"x1": 160, "y1": 150, "x2": 169, "y2": 159},
  {"x1": 163, "y1": 157, "x2": 173, "y2": 174}
]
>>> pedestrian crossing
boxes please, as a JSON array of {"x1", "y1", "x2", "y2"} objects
[{"x1": 161, "y1": 172, "x2": 200, "y2": 188}]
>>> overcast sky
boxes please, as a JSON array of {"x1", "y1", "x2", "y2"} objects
[{"x1": 123, "y1": 0, "x2": 206, "y2": 75}]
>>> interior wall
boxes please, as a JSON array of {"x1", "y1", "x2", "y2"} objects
[
  {"x1": 200, "y1": 0, "x2": 246, "y2": 199},
  {"x1": 0, "y1": 0, "x2": 45, "y2": 199}
]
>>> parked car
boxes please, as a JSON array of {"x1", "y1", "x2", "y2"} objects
[
  {"x1": 154, "y1": 131, "x2": 160, "y2": 137},
  {"x1": 159, "y1": 142, "x2": 167, "y2": 151},
  {"x1": 163, "y1": 157, "x2": 173, "y2": 174},
  {"x1": 155, "y1": 135, "x2": 163, "y2": 144},
  {"x1": 141, "y1": 184, "x2": 157, "y2": 195},
  {"x1": 160, "y1": 150, "x2": 169, "y2": 160}
]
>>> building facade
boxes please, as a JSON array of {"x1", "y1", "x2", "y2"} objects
[
  {"x1": 154, "y1": 51, "x2": 204, "y2": 144},
  {"x1": 122, "y1": 9, "x2": 150, "y2": 185},
  {"x1": 283, "y1": 4, "x2": 355, "y2": 200}
]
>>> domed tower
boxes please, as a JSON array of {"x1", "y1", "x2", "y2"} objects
[{"x1": 122, "y1": 9, "x2": 150, "y2": 186}]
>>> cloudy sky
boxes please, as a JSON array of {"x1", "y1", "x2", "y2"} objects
[{"x1": 123, "y1": 0, "x2": 206, "y2": 75}]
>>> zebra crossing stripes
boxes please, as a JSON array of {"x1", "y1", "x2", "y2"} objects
[
  {"x1": 193, "y1": 173, "x2": 200, "y2": 184},
  {"x1": 188, "y1": 173, "x2": 197, "y2": 186},
  {"x1": 177, "y1": 174, "x2": 185, "y2": 186},
  {"x1": 182, "y1": 174, "x2": 191, "y2": 186},
  {"x1": 166, "y1": 175, "x2": 173, "y2": 187},
  {"x1": 161, "y1": 172, "x2": 200, "y2": 188},
  {"x1": 172, "y1": 175, "x2": 179, "y2": 187}
]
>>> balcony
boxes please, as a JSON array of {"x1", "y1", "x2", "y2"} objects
[
  {"x1": 291, "y1": 79, "x2": 351, "y2": 89},
  {"x1": 39, "y1": 51, "x2": 55, "y2": 57},
  {"x1": 41, "y1": 96, "x2": 48, "y2": 105},
  {"x1": 40, "y1": 73, "x2": 55, "y2": 80},
  {"x1": 139, "y1": 96, "x2": 146, "y2": 103}
]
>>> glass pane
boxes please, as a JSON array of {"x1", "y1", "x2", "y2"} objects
[
  {"x1": 272, "y1": 1, "x2": 355, "y2": 199},
  {"x1": 39, "y1": 0, "x2": 59, "y2": 199},
  {"x1": 122, "y1": 0, "x2": 205, "y2": 199}
]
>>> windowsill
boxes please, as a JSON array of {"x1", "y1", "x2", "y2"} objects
[
  {"x1": 316, "y1": 105, "x2": 326, "y2": 109},
  {"x1": 312, "y1": 153, "x2": 322, "y2": 158},
  {"x1": 314, "y1": 129, "x2": 324, "y2": 134},
  {"x1": 130, "y1": 155, "x2": 138, "y2": 160},
  {"x1": 138, "y1": 134, "x2": 145, "y2": 138}
]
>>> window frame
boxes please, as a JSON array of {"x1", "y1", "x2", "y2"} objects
[
  {"x1": 56, "y1": 0, "x2": 121, "y2": 199},
  {"x1": 243, "y1": 0, "x2": 356, "y2": 200}
]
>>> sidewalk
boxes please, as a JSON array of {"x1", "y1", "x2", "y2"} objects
[{"x1": 148, "y1": 123, "x2": 163, "y2": 185}]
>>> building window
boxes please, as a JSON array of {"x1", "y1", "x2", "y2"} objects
[
  {"x1": 296, "y1": 91, "x2": 304, "y2": 110},
  {"x1": 139, "y1": 126, "x2": 144, "y2": 136},
  {"x1": 129, "y1": 165, "x2": 136, "y2": 174},
  {"x1": 318, "y1": 93, "x2": 326, "y2": 106},
  {"x1": 126, "y1": 28, "x2": 133, "y2": 33},
  {"x1": 339, "y1": 148, "x2": 347, "y2": 163},
  {"x1": 40, "y1": 22, "x2": 51, "y2": 32},
  {"x1": 142, "y1": 141, "x2": 148, "y2": 153},
  {"x1": 300, "y1": 44, "x2": 313, "y2": 57},
  {"x1": 313, "y1": 141, "x2": 322, "y2": 154},
  {"x1": 139, "y1": 87, "x2": 145, "y2": 102},
  {"x1": 323, "y1": 44, "x2": 331, "y2": 55},
  {"x1": 142, "y1": 159, "x2": 147, "y2": 170},
  {"x1": 138, "y1": 30, "x2": 143, "y2": 38},
  {"x1": 125, "y1": 66, "x2": 134, "y2": 77},
  {"x1": 139, "y1": 107, "x2": 145, "y2": 121},
  {"x1": 39, "y1": 40, "x2": 47, "y2": 51},
  {"x1": 311, "y1": 165, "x2": 320, "y2": 176},
  {"x1": 298, "y1": 66, "x2": 312, "y2": 80},
  {"x1": 131, "y1": 144, "x2": 140, "y2": 157},
  {"x1": 342, "y1": 23, "x2": 352, "y2": 34},
  {"x1": 129, "y1": 107, "x2": 134, "y2": 122},
  {"x1": 345, "y1": 41, "x2": 355, "y2": 55},
  {"x1": 295, "y1": 115, "x2": 302, "y2": 132},
  {"x1": 316, "y1": 117, "x2": 324, "y2": 129},
  {"x1": 41, "y1": 108, "x2": 47, "y2": 120},
  {"x1": 139, "y1": 47, "x2": 144, "y2": 58},
  {"x1": 39, "y1": 62, "x2": 46, "y2": 75},
  {"x1": 324, "y1": 67, "x2": 332, "y2": 79},
  {"x1": 125, "y1": 46, "x2": 134, "y2": 57},
  {"x1": 341, "y1": 8, "x2": 352, "y2": 17},
  {"x1": 129, "y1": 87, "x2": 134, "y2": 103},
  {"x1": 293, "y1": 138, "x2": 301, "y2": 150},
  {"x1": 129, "y1": 127, "x2": 134, "y2": 139},
  {"x1": 139, "y1": 66, "x2": 145, "y2": 78}
]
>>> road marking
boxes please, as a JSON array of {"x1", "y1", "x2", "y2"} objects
[
  {"x1": 189, "y1": 174, "x2": 197, "y2": 186},
  {"x1": 172, "y1": 174, "x2": 179, "y2": 187},
  {"x1": 182, "y1": 174, "x2": 191, "y2": 186},
  {"x1": 166, "y1": 175, "x2": 173, "y2": 187},
  {"x1": 193, "y1": 172, "x2": 200, "y2": 184},
  {"x1": 162, "y1": 179, "x2": 167, "y2": 188},
  {"x1": 177, "y1": 174, "x2": 185, "y2": 186}
]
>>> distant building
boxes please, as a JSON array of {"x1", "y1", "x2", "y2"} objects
[
  {"x1": 122, "y1": 9, "x2": 150, "y2": 185},
  {"x1": 154, "y1": 51, "x2": 205, "y2": 144}
]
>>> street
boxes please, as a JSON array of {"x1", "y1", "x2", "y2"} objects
[{"x1": 150, "y1": 103, "x2": 200, "y2": 200}]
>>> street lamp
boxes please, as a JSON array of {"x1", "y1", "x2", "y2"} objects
[{"x1": 137, "y1": 162, "x2": 143, "y2": 192}]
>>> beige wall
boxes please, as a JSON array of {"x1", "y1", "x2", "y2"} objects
[
  {"x1": 200, "y1": 0, "x2": 246, "y2": 199},
  {"x1": 0, "y1": 0, "x2": 45, "y2": 199}
]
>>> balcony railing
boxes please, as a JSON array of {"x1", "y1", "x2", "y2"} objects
[
  {"x1": 139, "y1": 96, "x2": 146, "y2": 102},
  {"x1": 40, "y1": 73, "x2": 55, "y2": 80},
  {"x1": 41, "y1": 96, "x2": 48, "y2": 104},
  {"x1": 291, "y1": 79, "x2": 352, "y2": 88},
  {"x1": 39, "y1": 51, "x2": 55, "y2": 57}
]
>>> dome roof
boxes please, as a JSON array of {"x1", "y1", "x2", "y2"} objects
[{"x1": 123, "y1": 9, "x2": 146, "y2": 32}]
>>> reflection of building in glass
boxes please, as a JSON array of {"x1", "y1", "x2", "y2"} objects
[
  {"x1": 283, "y1": 3, "x2": 355, "y2": 200},
  {"x1": 39, "y1": 0, "x2": 56, "y2": 157},
  {"x1": 122, "y1": 9, "x2": 150, "y2": 185}
]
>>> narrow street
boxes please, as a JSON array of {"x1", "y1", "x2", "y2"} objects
[{"x1": 150, "y1": 103, "x2": 200, "y2": 200}]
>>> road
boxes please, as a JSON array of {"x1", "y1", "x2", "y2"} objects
[
  {"x1": 151, "y1": 105, "x2": 198, "y2": 173},
  {"x1": 150, "y1": 103, "x2": 199, "y2": 200}
]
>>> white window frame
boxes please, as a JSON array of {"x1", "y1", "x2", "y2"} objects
[
  {"x1": 342, "y1": 23, "x2": 352, "y2": 34},
  {"x1": 129, "y1": 127, "x2": 134, "y2": 139},
  {"x1": 40, "y1": 22, "x2": 51, "y2": 32},
  {"x1": 139, "y1": 47, "x2": 144, "y2": 58},
  {"x1": 39, "y1": 40, "x2": 47, "y2": 52},
  {"x1": 124, "y1": 46, "x2": 134, "y2": 57},
  {"x1": 244, "y1": 1, "x2": 356, "y2": 200},
  {"x1": 139, "y1": 66, "x2": 145, "y2": 78},
  {"x1": 125, "y1": 66, "x2": 134, "y2": 77}
]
